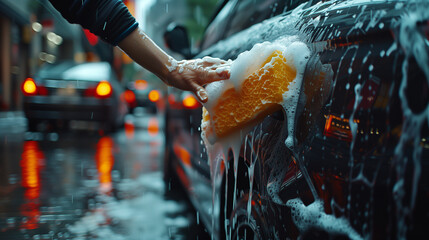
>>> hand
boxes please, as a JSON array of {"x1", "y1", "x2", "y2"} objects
[
  {"x1": 164, "y1": 57, "x2": 231, "y2": 103},
  {"x1": 118, "y1": 29, "x2": 230, "y2": 102}
]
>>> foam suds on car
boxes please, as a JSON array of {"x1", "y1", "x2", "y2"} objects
[
  {"x1": 286, "y1": 198, "x2": 363, "y2": 240},
  {"x1": 202, "y1": 36, "x2": 310, "y2": 144},
  {"x1": 200, "y1": 36, "x2": 313, "y2": 238},
  {"x1": 196, "y1": 0, "x2": 429, "y2": 239}
]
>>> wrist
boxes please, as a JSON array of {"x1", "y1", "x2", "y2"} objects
[{"x1": 160, "y1": 57, "x2": 179, "y2": 85}]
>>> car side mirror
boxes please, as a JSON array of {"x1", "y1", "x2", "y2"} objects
[{"x1": 164, "y1": 24, "x2": 192, "y2": 59}]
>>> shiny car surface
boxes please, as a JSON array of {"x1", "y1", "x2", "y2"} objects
[
  {"x1": 164, "y1": 0, "x2": 429, "y2": 239},
  {"x1": 22, "y1": 61, "x2": 128, "y2": 132}
]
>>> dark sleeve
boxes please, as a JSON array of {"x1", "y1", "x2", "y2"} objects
[{"x1": 48, "y1": 0, "x2": 138, "y2": 45}]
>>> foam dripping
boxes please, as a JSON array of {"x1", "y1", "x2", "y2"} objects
[
  {"x1": 201, "y1": 37, "x2": 312, "y2": 239},
  {"x1": 286, "y1": 198, "x2": 363, "y2": 240}
]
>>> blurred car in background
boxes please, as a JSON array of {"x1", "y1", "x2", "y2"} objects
[
  {"x1": 164, "y1": 0, "x2": 429, "y2": 239},
  {"x1": 124, "y1": 79, "x2": 161, "y2": 114},
  {"x1": 22, "y1": 61, "x2": 128, "y2": 132}
]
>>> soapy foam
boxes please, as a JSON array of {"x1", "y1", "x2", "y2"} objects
[
  {"x1": 201, "y1": 37, "x2": 312, "y2": 239},
  {"x1": 197, "y1": 1, "x2": 429, "y2": 239},
  {"x1": 286, "y1": 198, "x2": 363, "y2": 240},
  {"x1": 166, "y1": 56, "x2": 230, "y2": 77},
  {"x1": 204, "y1": 36, "x2": 305, "y2": 115},
  {"x1": 203, "y1": 36, "x2": 310, "y2": 145}
]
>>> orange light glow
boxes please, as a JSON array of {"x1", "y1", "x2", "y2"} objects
[
  {"x1": 22, "y1": 78, "x2": 37, "y2": 95},
  {"x1": 95, "y1": 137, "x2": 115, "y2": 192},
  {"x1": 148, "y1": 90, "x2": 160, "y2": 102},
  {"x1": 134, "y1": 79, "x2": 148, "y2": 90},
  {"x1": 20, "y1": 141, "x2": 44, "y2": 231},
  {"x1": 21, "y1": 141, "x2": 44, "y2": 194},
  {"x1": 148, "y1": 117, "x2": 159, "y2": 136},
  {"x1": 124, "y1": 121, "x2": 135, "y2": 139},
  {"x1": 96, "y1": 81, "x2": 112, "y2": 98},
  {"x1": 323, "y1": 115, "x2": 359, "y2": 142},
  {"x1": 173, "y1": 143, "x2": 191, "y2": 166},
  {"x1": 20, "y1": 202, "x2": 41, "y2": 230},
  {"x1": 183, "y1": 94, "x2": 199, "y2": 109}
]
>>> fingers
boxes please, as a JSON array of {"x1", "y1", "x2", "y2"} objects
[
  {"x1": 199, "y1": 69, "x2": 230, "y2": 85},
  {"x1": 217, "y1": 68, "x2": 230, "y2": 79},
  {"x1": 191, "y1": 69, "x2": 229, "y2": 103},
  {"x1": 194, "y1": 85, "x2": 208, "y2": 103},
  {"x1": 173, "y1": 58, "x2": 230, "y2": 103}
]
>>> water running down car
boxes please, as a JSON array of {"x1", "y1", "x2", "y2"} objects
[{"x1": 163, "y1": 0, "x2": 429, "y2": 239}]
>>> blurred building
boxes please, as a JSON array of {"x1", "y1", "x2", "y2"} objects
[
  {"x1": 0, "y1": 0, "x2": 32, "y2": 111},
  {"x1": 0, "y1": 0, "x2": 86, "y2": 111},
  {"x1": 0, "y1": 0, "x2": 121, "y2": 112}
]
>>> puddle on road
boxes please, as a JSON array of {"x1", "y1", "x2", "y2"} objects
[
  {"x1": 68, "y1": 172, "x2": 206, "y2": 240},
  {"x1": 0, "y1": 114, "x2": 206, "y2": 240}
]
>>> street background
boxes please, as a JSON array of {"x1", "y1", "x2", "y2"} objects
[{"x1": 0, "y1": 0, "x2": 219, "y2": 239}]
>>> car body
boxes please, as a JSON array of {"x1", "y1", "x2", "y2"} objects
[
  {"x1": 22, "y1": 61, "x2": 128, "y2": 132},
  {"x1": 163, "y1": 0, "x2": 429, "y2": 239}
]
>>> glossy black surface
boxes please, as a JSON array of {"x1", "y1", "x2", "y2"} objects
[{"x1": 164, "y1": 0, "x2": 429, "y2": 239}]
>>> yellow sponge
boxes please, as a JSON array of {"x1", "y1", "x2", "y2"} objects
[{"x1": 202, "y1": 50, "x2": 297, "y2": 140}]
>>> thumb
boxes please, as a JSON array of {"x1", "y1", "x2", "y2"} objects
[{"x1": 194, "y1": 86, "x2": 208, "y2": 103}]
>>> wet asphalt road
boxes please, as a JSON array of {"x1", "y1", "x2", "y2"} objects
[{"x1": 0, "y1": 111, "x2": 209, "y2": 240}]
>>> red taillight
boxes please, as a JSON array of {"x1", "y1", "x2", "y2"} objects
[
  {"x1": 168, "y1": 94, "x2": 176, "y2": 105},
  {"x1": 182, "y1": 94, "x2": 200, "y2": 109},
  {"x1": 123, "y1": 90, "x2": 136, "y2": 107},
  {"x1": 148, "y1": 90, "x2": 160, "y2": 102},
  {"x1": 22, "y1": 78, "x2": 48, "y2": 96},
  {"x1": 95, "y1": 81, "x2": 112, "y2": 98}
]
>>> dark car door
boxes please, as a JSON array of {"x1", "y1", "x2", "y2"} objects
[{"x1": 196, "y1": 0, "x2": 429, "y2": 239}]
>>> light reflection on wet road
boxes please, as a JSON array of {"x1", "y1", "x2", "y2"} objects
[{"x1": 0, "y1": 112, "x2": 208, "y2": 239}]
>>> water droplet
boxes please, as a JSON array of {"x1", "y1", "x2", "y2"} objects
[{"x1": 346, "y1": 83, "x2": 350, "y2": 90}]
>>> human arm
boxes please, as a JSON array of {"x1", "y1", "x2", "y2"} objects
[
  {"x1": 48, "y1": 0, "x2": 230, "y2": 102},
  {"x1": 117, "y1": 28, "x2": 230, "y2": 103}
]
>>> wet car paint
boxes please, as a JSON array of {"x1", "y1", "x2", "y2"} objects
[{"x1": 164, "y1": 0, "x2": 429, "y2": 239}]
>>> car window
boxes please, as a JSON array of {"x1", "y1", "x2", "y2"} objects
[
  {"x1": 224, "y1": 0, "x2": 315, "y2": 39},
  {"x1": 200, "y1": 0, "x2": 238, "y2": 50},
  {"x1": 201, "y1": 0, "x2": 312, "y2": 50},
  {"x1": 62, "y1": 62, "x2": 111, "y2": 81},
  {"x1": 223, "y1": 0, "x2": 281, "y2": 38}
]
